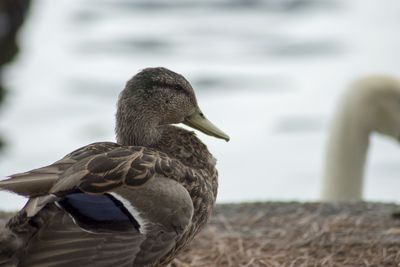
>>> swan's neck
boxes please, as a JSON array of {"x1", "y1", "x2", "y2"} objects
[{"x1": 321, "y1": 103, "x2": 370, "y2": 201}]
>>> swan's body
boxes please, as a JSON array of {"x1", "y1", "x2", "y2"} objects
[
  {"x1": 0, "y1": 67, "x2": 229, "y2": 266},
  {"x1": 321, "y1": 76, "x2": 400, "y2": 201}
]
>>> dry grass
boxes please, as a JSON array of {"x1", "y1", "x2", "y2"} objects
[
  {"x1": 1, "y1": 202, "x2": 400, "y2": 266},
  {"x1": 173, "y1": 202, "x2": 400, "y2": 267}
]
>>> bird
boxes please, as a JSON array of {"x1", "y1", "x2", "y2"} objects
[
  {"x1": 321, "y1": 75, "x2": 400, "y2": 201},
  {"x1": 0, "y1": 67, "x2": 229, "y2": 267}
]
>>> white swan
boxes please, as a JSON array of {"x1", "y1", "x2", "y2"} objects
[{"x1": 321, "y1": 75, "x2": 400, "y2": 201}]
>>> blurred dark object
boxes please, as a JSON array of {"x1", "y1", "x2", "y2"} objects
[
  {"x1": 0, "y1": 0, "x2": 31, "y2": 66},
  {"x1": 0, "y1": 0, "x2": 31, "y2": 151},
  {"x1": 0, "y1": 0, "x2": 31, "y2": 102},
  {"x1": 392, "y1": 211, "x2": 400, "y2": 220}
]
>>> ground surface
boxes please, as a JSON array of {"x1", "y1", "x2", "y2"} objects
[
  {"x1": 1, "y1": 202, "x2": 400, "y2": 267},
  {"x1": 173, "y1": 202, "x2": 400, "y2": 267}
]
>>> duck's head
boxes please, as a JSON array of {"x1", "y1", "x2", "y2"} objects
[
  {"x1": 348, "y1": 75, "x2": 400, "y2": 139},
  {"x1": 116, "y1": 67, "x2": 229, "y2": 145}
]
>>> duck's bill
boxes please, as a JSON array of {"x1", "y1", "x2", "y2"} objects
[{"x1": 183, "y1": 109, "x2": 230, "y2": 142}]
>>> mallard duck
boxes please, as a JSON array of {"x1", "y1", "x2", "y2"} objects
[
  {"x1": 0, "y1": 67, "x2": 229, "y2": 266},
  {"x1": 321, "y1": 75, "x2": 400, "y2": 201}
]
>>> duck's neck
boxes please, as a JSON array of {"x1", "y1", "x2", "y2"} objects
[
  {"x1": 115, "y1": 99, "x2": 162, "y2": 146},
  {"x1": 321, "y1": 102, "x2": 370, "y2": 201}
]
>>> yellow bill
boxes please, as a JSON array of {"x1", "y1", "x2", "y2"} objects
[{"x1": 183, "y1": 109, "x2": 230, "y2": 142}]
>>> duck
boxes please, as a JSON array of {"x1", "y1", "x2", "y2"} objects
[
  {"x1": 0, "y1": 67, "x2": 229, "y2": 267},
  {"x1": 321, "y1": 75, "x2": 400, "y2": 201}
]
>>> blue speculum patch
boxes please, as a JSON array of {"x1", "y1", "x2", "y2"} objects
[{"x1": 57, "y1": 193, "x2": 140, "y2": 232}]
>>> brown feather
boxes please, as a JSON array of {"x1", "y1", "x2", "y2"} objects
[{"x1": 0, "y1": 174, "x2": 57, "y2": 197}]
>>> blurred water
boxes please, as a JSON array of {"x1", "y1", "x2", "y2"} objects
[{"x1": 0, "y1": 0, "x2": 400, "y2": 210}]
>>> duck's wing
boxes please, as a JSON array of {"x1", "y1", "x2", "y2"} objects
[
  {"x1": 2, "y1": 144, "x2": 196, "y2": 267},
  {"x1": 1, "y1": 142, "x2": 195, "y2": 220},
  {"x1": 0, "y1": 143, "x2": 192, "y2": 198},
  {"x1": 48, "y1": 145, "x2": 192, "y2": 196},
  {"x1": 0, "y1": 142, "x2": 119, "y2": 197},
  {"x1": 13, "y1": 177, "x2": 194, "y2": 267},
  {"x1": 0, "y1": 142, "x2": 120, "y2": 197}
]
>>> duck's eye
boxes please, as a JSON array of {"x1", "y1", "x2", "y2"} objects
[{"x1": 175, "y1": 84, "x2": 183, "y2": 91}]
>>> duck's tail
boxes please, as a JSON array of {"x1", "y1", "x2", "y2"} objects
[{"x1": 0, "y1": 171, "x2": 59, "y2": 197}]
